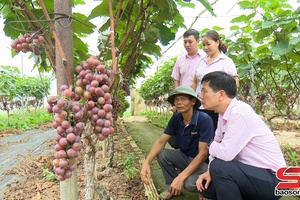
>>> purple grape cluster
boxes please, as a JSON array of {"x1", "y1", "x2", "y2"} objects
[
  {"x1": 10, "y1": 33, "x2": 44, "y2": 55},
  {"x1": 74, "y1": 55, "x2": 114, "y2": 141},
  {"x1": 46, "y1": 56, "x2": 114, "y2": 181},
  {"x1": 47, "y1": 89, "x2": 85, "y2": 181}
]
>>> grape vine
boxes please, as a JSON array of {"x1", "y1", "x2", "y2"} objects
[{"x1": 47, "y1": 56, "x2": 114, "y2": 181}]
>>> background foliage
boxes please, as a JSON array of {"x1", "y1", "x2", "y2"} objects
[
  {"x1": 0, "y1": 65, "x2": 51, "y2": 125},
  {"x1": 0, "y1": 65, "x2": 50, "y2": 106},
  {"x1": 0, "y1": 0, "x2": 214, "y2": 115},
  {"x1": 225, "y1": 0, "x2": 300, "y2": 123},
  {"x1": 139, "y1": 0, "x2": 300, "y2": 128},
  {"x1": 139, "y1": 57, "x2": 176, "y2": 100}
]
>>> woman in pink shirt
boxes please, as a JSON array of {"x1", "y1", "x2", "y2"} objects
[
  {"x1": 196, "y1": 71, "x2": 286, "y2": 200},
  {"x1": 191, "y1": 30, "x2": 239, "y2": 131}
]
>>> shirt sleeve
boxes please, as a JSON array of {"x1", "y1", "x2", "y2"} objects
[
  {"x1": 224, "y1": 57, "x2": 238, "y2": 77},
  {"x1": 164, "y1": 113, "x2": 178, "y2": 136},
  {"x1": 209, "y1": 113, "x2": 252, "y2": 161},
  {"x1": 171, "y1": 59, "x2": 180, "y2": 81},
  {"x1": 213, "y1": 120, "x2": 223, "y2": 142}
]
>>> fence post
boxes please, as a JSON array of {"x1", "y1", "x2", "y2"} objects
[{"x1": 60, "y1": 167, "x2": 78, "y2": 200}]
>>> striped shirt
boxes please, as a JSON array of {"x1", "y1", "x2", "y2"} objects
[
  {"x1": 195, "y1": 52, "x2": 238, "y2": 95},
  {"x1": 171, "y1": 50, "x2": 206, "y2": 87}
]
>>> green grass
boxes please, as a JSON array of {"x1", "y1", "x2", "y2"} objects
[
  {"x1": 122, "y1": 107, "x2": 131, "y2": 118},
  {"x1": 140, "y1": 111, "x2": 172, "y2": 128},
  {"x1": 0, "y1": 107, "x2": 52, "y2": 131}
]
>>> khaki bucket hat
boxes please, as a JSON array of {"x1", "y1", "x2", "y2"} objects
[{"x1": 167, "y1": 86, "x2": 201, "y2": 108}]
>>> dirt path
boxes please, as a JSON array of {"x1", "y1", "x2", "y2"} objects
[
  {"x1": 0, "y1": 129, "x2": 55, "y2": 198},
  {"x1": 274, "y1": 130, "x2": 300, "y2": 147}
]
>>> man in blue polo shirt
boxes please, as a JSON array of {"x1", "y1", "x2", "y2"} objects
[{"x1": 140, "y1": 86, "x2": 214, "y2": 199}]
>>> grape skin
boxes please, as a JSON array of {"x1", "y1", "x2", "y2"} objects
[{"x1": 11, "y1": 33, "x2": 44, "y2": 55}]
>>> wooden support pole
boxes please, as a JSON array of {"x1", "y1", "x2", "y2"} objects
[
  {"x1": 60, "y1": 166, "x2": 78, "y2": 200},
  {"x1": 38, "y1": 0, "x2": 73, "y2": 87}
]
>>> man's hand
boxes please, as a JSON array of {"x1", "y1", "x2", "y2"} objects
[
  {"x1": 196, "y1": 170, "x2": 211, "y2": 192},
  {"x1": 169, "y1": 176, "x2": 184, "y2": 196},
  {"x1": 140, "y1": 162, "x2": 151, "y2": 184}
]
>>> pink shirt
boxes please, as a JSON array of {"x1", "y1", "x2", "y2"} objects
[
  {"x1": 171, "y1": 50, "x2": 206, "y2": 87},
  {"x1": 195, "y1": 52, "x2": 238, "y2": 94},
  {"x1": 209, "y1": 98, "x2": 286, "y2": 172}
]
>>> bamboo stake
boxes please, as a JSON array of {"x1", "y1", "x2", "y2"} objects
[
  {"x1": 141, "y1": 158, "x2": 160, "y2": 200},
  {"x1": 143, "y1": 180, "x2": 160, "y2": 200}
]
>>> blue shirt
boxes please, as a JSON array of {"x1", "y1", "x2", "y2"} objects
[{"x1": 164, "y1": 109, "x2": 214, "y2": 158}]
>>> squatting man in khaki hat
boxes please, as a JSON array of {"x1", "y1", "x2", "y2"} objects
[{"x1": 140, "y1": 86, "x2": 214, "y2": 199}]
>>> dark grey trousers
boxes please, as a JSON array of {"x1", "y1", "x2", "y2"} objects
[
  {"x1": 201, "y1": 159, "x2": 281, "y2": 200},
  {"x1": 157, "y1": 148, "x2": 208, "y2": 192}
]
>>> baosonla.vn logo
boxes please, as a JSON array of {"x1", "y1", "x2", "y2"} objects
[{"x1": 275, "y1": 167, "x2": 300, "y2": 196}]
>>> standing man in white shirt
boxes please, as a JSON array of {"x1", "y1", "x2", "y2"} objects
[
  {"x1": 169, "y1": 29, "x2": 207, "y2": 149},
  {"x1": 171, "y1": 29, "x2": 206, "y2": 89}
]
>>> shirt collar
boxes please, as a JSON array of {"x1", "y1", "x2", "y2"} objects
[
  {"x1": 222, "y1": 98, "x2": 238, "y2": 121},
  {"x1": 178, "y1": 108, "x2": 199, "y2": 126},
  {"x1": 185, "y1": 50, "x2": 202, "y2": 59},
  {"x1": 219, "y1": 51, "x2": 227, "y2": 59},
  {"x1": 202, "y1": 51, "x2": 226, "y2": 62}
]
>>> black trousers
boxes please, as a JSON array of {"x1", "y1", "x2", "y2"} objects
[
  {"x1": 201, "y1": 159, "x2": 281, "y2": 200},
  {"x1": 157, "y1": 149, "x2": 208, "y2": 192}
]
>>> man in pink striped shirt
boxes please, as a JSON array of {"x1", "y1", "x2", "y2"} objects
[
  {"x1": 171, "y1": 29, "x2": 206, "y2": 89},
  {"x1": 169, "y1": 29, "x2": 206, "y2": 148},
  {"x1": 196, "y1": 71, "x2": 286, "y2": 200}
]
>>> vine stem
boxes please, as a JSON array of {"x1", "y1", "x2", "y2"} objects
[
  {"x1": 108, "y1": 0, "x2": 118, "y2": 82},
  {"x1": 82, "y1": 122, "x2": 97, "y2": 200},
  {"x1": 117, "y1": 1, "x2": 144, "y2": 52},
  {"x1": 14, "y1": 0, "x2": 56, "y2": 70}
]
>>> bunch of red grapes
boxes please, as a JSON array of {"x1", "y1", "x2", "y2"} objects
[
  {"x1": 47, "y1": 55, "x2": 114, "y2": 181},
  {"x1": 10, "y1": 33, "x2": 44, "y2": 55},
  {"x1": 74, "y1": 55, "x2": 114, "y2": 141},
  {"x1": 47, "y1": 91, "x2": 84, "y2": 181}
]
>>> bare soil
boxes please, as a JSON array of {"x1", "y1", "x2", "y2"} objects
[
  {"x1": 0, "y1": 120, "x2": 145, "y2": 200},
  {"x1": 0, "y1": 117, "x2": 299, "y2": 200}
]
